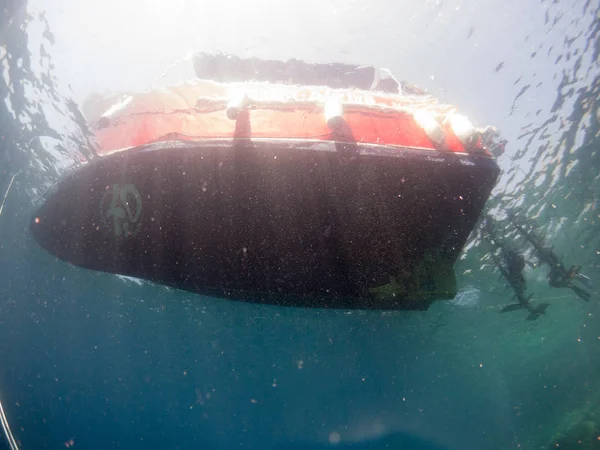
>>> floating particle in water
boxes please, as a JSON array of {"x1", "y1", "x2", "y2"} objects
[{"x1": 329, "y1": 432, "x2": 341, "y2": 444}]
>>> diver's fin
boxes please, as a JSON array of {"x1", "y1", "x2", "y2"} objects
[
  {"x1": 570, "y1": 284, "x2": 591, "y2": 301},
  {"x1": 526, "y1": 302, "x2": 550, "y2": 321},
  {"x1": 500, "y1": 303, "x2": 525, "y2": 313}
]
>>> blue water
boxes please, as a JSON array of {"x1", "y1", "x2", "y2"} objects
[{"x1": 2, "y1": 1, "x2": 600, "y2": 449}]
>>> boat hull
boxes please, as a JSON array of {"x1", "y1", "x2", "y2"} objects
[{"x1": 30, "y1": 139, "x2": 499, "y2": 310}]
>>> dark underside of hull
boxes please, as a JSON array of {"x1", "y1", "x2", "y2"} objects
[{"x1": 30, "y1": 139, "x2": 499, "y2": 310}]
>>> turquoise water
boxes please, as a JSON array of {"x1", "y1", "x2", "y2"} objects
[{"x1": 1, "y1": 1, "x2": 600, "y2": 449}]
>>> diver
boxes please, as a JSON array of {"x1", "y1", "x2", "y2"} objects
[
  {"x1": 483, "y1": 217, "x2": 527, "y2": 294},
  {"x1": 503, "y1": 248, "x2": 526, "y2": 294},
  {"x1": 493, "y1": 247, "x2": 548, "y2": 320},
  {"x1": 483, "y1": 216, "x2": 548, "y2": 320},
  {"x1": 510, "y1": 217, "x2": 592, "y2": 301}
]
